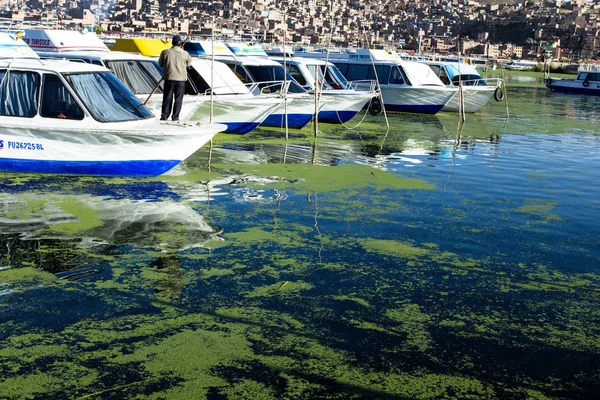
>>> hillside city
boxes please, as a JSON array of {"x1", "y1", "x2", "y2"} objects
[{"x1": 1, "y1": 0, "x2": 600, "y2": 61}]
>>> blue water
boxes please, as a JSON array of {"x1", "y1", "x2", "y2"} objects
[{"x1": 1, "y1": 79, "x2": 600, "y2": 399}]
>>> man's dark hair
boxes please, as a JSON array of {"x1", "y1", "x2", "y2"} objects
[{"x1": 172, "y1": 35, "x2": 182, "y2": 46}]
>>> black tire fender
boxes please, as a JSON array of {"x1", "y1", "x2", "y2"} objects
[
  {"x1": 583, "y1": 80, "x2": 590, "y2": 87},
  {"x1": 494, "y1": 86, "x2": 505, "y2": 102},
  {"x1": 544, "y1": 78, "x2": 552, "y2": 85},
  {"x1": 369, "y1": 97, "x2": 383, "y2": 116}
]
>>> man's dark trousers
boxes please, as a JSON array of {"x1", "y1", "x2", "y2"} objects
[{"x1": 161, "y1": 80, "x2": 186, "y2": 121}]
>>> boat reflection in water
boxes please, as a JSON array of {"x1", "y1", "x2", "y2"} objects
[{"x1": 0, "y1": 191, "x2": 223, "y2": 279}]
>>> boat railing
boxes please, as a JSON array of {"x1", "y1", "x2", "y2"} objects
[
  {"x1": 484, "y1": 77, "x2": 504, "y2": 88},
  {"x1": 199, "y1": 83, "x2": 253, "y2": 96},
  {"x1": 456, "y1": 77, "x2": 503, "y2": 88},
  {"x1": 346, "y1": 79, "x2": 378, "y2": 91},
  {"x1": 243, "y1": 82, "x2": 261, "y2": 94},
  {"x1": 242, "y1": 80, "x2": 291, "y2": 96}
]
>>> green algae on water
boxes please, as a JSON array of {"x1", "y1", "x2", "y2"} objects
[{"x1": 211, "y1": 163, "x2": 434, "y2": 193}]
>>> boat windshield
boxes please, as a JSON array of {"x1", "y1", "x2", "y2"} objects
[
  {"x1": 245, "y1": 65, "x2": 306, "y2": 93},
  {"x1": 64, "y1": 72, "x2": 153, "y2": 122},
  {"x1": 306, "y1": 64, "x2": 333, "y2": 89},
  {"x1": 324, "y1": 64, "x2": 351, "y2": 89},
  {"x1": 104, "y1": 60, "x2": 163, "y2": 95}
]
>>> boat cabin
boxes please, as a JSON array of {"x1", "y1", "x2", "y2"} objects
[
  {"x1": 212, "y1": 55, "x2": 307, "y2": 94},
  {"x1": 293, "y1": 48, "x2": 445, "y2": 88},
  {"x1": 0, "y1": 34, "x2": 152, "y2": 123},
  {"x1": 269, "y1": 57, "x2": 353, "y2": 92},
  {"x1": 577, "y1": 71, "x2": 600, "y2": 83}
]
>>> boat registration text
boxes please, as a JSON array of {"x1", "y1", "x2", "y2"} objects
[{"x1": 0, "y1": 140, "x2": 45, "y2": 151}]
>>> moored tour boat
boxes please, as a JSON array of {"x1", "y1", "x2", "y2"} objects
[
  {"x1": 268, "y1": 55, "x2": 378, "y2": 123},
  {"x1": 209, "y1": 49, "x2": 327, "y2": 129},
  {"x1": 544, "y1": 64, "x2": 600, "y2": 95},
  {"x1": 0, "y1": 33, "x2": 226, "y2": 177},
  {"x1": 293, "y1": 48, "x2": 456, "y2": 115}
]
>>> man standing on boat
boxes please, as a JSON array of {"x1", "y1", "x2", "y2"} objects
[{"x1": 158, "y1": 35, "x2": 192, "y2": 121}]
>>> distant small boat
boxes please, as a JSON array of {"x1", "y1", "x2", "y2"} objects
[
  {"x1": 0, "y1": 33, "x2": 226, "y2": 177},
  {"x1": 544, "y1": 64, "x2": 600, "y2": 95},
  {"x1": 502, "y1": 60, "x2": 539, "y2": 71}
]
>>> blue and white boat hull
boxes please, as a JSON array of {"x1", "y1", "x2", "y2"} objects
[
  {"x1": 261, "y1": 94, "x2": 323, "y2": 129},
  {"x1": 143, "y1": 95, "x2": 282, "y2": 134},
  {"x1": 545, "y1": 79, "x2": 600, "y2": 95},
  {"x1": 317, "y1": 91, "x2": 374, "y2": 123},
  {"x1": 353, "y1": 83, "x2": 455, "y2": 114},
  {"x1": 443, "y1": 87, "x2": 497, "y2": 113},
  {"x1": 0, "y1": 120, "x2": 226, "y2": 177}
]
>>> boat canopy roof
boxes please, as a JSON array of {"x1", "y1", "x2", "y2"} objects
[
  {"x1": 271, "y1": 56, "x2": 332, "y2": 67},
  {"x1": 190, "y1": 59, "x2": 249, "y2": 94},
  {"x1": 218, "y1": 55, "x2": 281, "y2": 67},
  {"x1": 425, "y1": 61, "x2": 481, "y2": 79},
  {"x1": 295, "y1": 48, "x2": 402, "y2": 63},
  {"x1": 0, "y1": 57, "x2": 109, "y2": 74},
  {"x1": 107, "y1": 37, "x2": 171, "y2": 57},
  {"x1": 184, "y1": 40, "x2": 235, "y2": 57},
  {"x1": 401, "y1": 61, "x2": 446, "y2": 86},
  {"x1": 37, "y1": 49, "x2": 154, "y2": 63},
  {"x1": 226, "y1": 43, "x2": 268, "y2": 57},
  {"x1": 0, "y1": 32, "x2": 39, "y2": 59},
  {"x1": 22, "y1": 29, "x2": 110, "y2": 52}
]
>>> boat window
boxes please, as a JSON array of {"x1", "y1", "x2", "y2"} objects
[
  {"x1": 225, "y1": 63, "x2": 252, "y2": 83},
  {"x1": 287, "y1": 64, "x2": 307, "y2": 86},
  {"x1": 40, "y1": 74, "x2": 84, "y2": 120},
  {"x1": 345, "y1": 64, "x2": 370, "y2": 81},
  {"x1": 334, "y1": 63, "x2": 349, "y2": 76},
  {"x1": 324, "y1": 64, "x2": 350, "y2": 89},
  {"x1": 389, "y1": 66, "x2": 405, "y2": 85},
  {"x1": 429, "y1": 65, "x2": 442, "y2": 75},
  {"x1": 306, "y1": 64, "x2": 331, "y2": 89},
  {"x1": 367, "y1": 65, "x2": 391, "y2": 85},
  {"x1": 105, "y1": 60, "x2": 163, "y2": 95},
  {"x1": 186, "y1": 67, "x2": 209, "y2": 95},
  {"x1": 0, "y1": 70, "x2": 39, "y2": 118},
  {"x1": 64, "y1": 72, "x2": 153, "y2": 122},
  {"x1": 583, "y1": 72, "x2": 599, "y2": 81},
  {"x1": 246, "y1": 65, "x2": 306, "y2": 93},
  {"x1": 428, "y1": 65, "x2": 451, "y2": 84}
]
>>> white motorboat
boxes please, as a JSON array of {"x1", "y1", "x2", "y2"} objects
[
  {"x1": 268, "y1": 56, "x2": 378, "y2": 123},
  {"x1": 292, "y1": 48, "x2": 456, "y2": 115},
  {"x1": 208, "y1": 44, "x2": 328, "y2": 129},
  {"x1": 502, "y1": 60, "x2": 539, "y2": 71},
  {"x1": 0, "y1": 33, "x2": 226, "y2": 177}
]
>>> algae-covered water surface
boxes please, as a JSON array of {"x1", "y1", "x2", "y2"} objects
[{"x1": 1, "y1": 74, "x2": 600, "y2": 399}]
